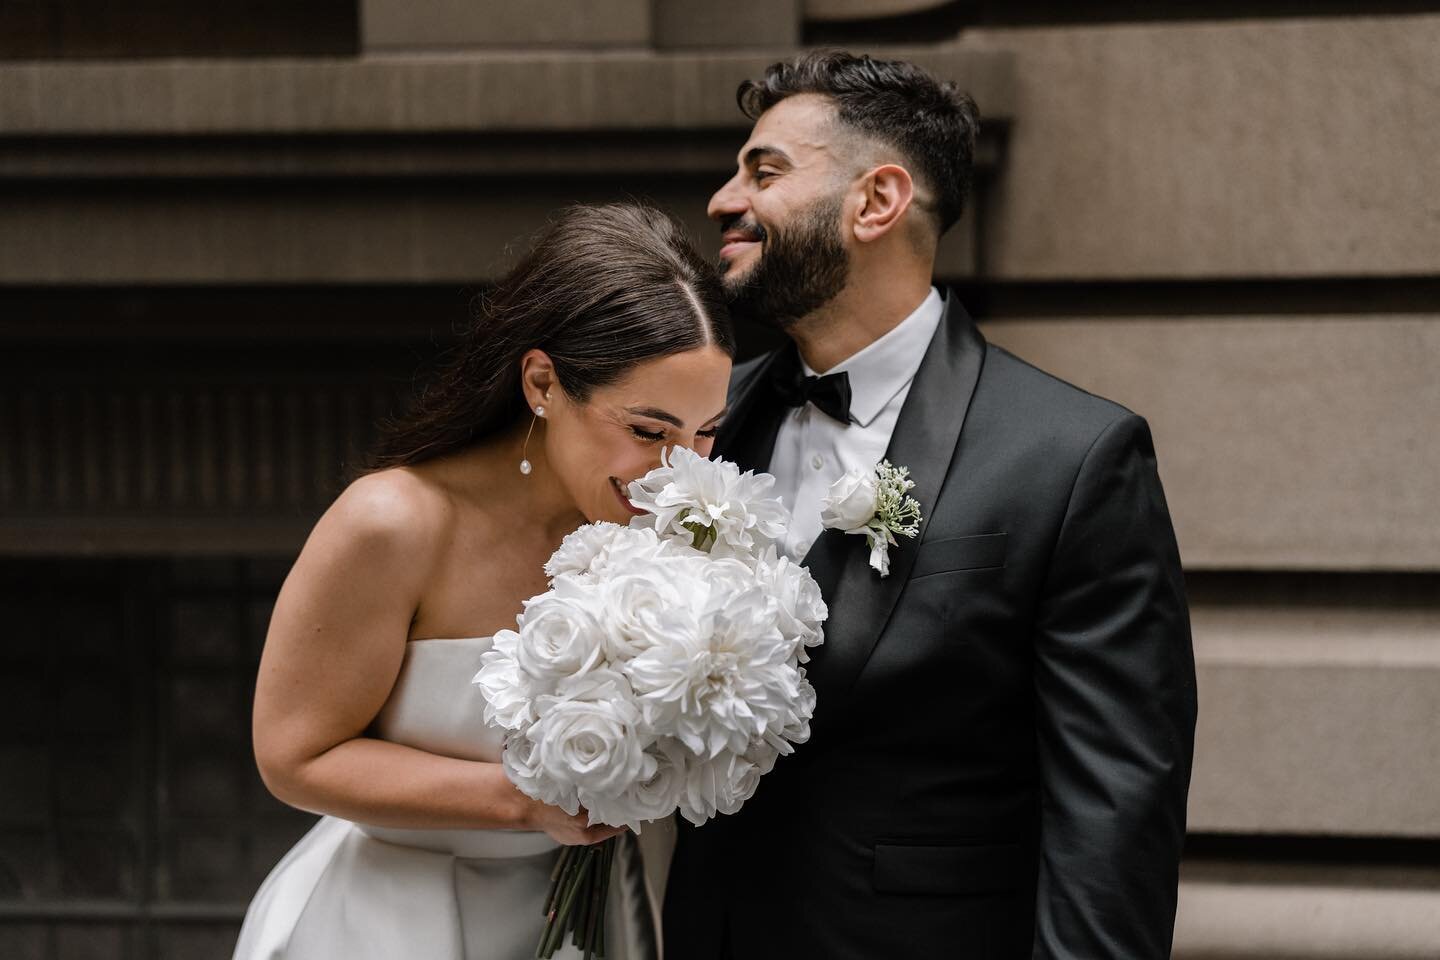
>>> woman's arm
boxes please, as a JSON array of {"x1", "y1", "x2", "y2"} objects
[{"x1": 251, "y1": 471, "x2": 620, "y2": 845}]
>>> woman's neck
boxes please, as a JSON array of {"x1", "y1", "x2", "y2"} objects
[{"x1": 440, "y1": 422, "x2": 586, "y2": 542}]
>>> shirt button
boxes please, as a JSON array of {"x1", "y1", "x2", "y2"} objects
[{"x1": 810, "y1": 454, "x2": 825, "y2": 470}]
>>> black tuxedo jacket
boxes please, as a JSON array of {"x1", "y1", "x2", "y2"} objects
[{"x1": 663, "y1": 290, "x2": 1197, "y2": 959}]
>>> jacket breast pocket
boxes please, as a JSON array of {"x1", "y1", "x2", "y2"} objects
[
  {"x1": 873, "y1": 841, "x2": 1026, "y2": 896},
  {"x1": 910, "y1": 533, "x2": 1007, "y2": 580}
]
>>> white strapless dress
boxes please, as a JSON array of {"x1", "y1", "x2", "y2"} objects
[{"x1": 233, "y1": 637, "x2": 658, "y2": 960}]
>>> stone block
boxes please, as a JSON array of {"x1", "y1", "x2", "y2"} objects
[
  {"x1": 0, "y1": 925, "x2": 47, "y2": 960},
  {"x1": 1175, "y1": 880, "x2": 1440, "y2": 959},
  {"x1": 53, "y1": 924, "x2": 130, "y2": 960},
  {"x1": 961, "y1": 16, "x2": 1440, "y2": 277},
  {"x1": 1183, "y1": 579, "x2": 1440, "y2": 837},
  {"x1": 655, "y1": 0, "x2": 799, "y2": 49},
  {"x1": 981, "y1": 315, "x2": 1440, "y2": 570},
  {"x1": 361, "y1": 0, "x2": 650, "y2": 51},
  {"x1": 0, "y1": 48, "x2": 1013, "y2": 134},
  {"x1": 1190, "y1": 657, "x2": 1440, "y2": 837}
]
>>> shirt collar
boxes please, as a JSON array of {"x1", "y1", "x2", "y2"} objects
[{"x1": 801, "y1": 286, "x2": 944, "y2": 428}]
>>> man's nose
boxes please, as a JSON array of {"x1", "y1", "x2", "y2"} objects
[{"x1": 707, "y1": 173, "x2": 747, "y2": 223}]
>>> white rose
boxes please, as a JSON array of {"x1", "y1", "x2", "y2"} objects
[
  {"x1": 715, "y1": 753, "x2": 763, "y2": 816},
  {"x1": 545, "y1": 521, "x2": 626, "y2": 579},
  {"x1": 514, "y1": 581, "x2": 605, "y2": 685},
  {"x1": 581, "y1": 737, "x2": 687, "y2": 831},
  {"x1": 820, "y1": 466, "x2": 879, "y2": 533},
  {"x1": 531, "y1": 679, "x2": 653, "y2": 796},
  {"x1": 595, "y1": 525, "x2": 675, "y2": 575},
  {"x1": 601, "y1": 569, "x2": 686, "y2": 662},
  {"x1": 752, "y1": 548, "x2": 827, "y2": 660},
  {"x1": 781, "y1": 672, "x2": 817, "y2": 746},
  {"x1": 678, "y1": 751, "x2": 764, "y2": 823},
  {"x1": 501, "y1": 730, "x2": 579, "y2": 815},
  {"x1": 472, "y1": 629, "x2": 535, "y2": 731}
]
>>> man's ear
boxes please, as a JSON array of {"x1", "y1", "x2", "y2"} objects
[{"x1": 852, "y1": 164, "x2": 916, "y2": 244}]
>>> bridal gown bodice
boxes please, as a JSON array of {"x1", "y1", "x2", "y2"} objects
[{"x1": 233, "y1": 637, "x2": 657, "y2": 960}]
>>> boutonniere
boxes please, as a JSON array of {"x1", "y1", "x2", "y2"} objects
[{"x1": 819, "y1": 459, "x2": 922, "y2": 577}]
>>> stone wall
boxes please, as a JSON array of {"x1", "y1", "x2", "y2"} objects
[{"x1": 1, "y1": 2, "x2": 1436, "y2": 956}]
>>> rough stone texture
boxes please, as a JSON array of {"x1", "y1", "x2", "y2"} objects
[
  {"x1": 1187, "y1": 600, "x2": 1440, "y2": 835},
  {"x1": 655, "y1": 0, "x2": 799, "y2": 49},
  {"x1": 361, "y1": 0, "x2": 651, "y2": 51},
  {"x1": 980, "y1": 316, "x2": 1440, "y2": 570},
  {"x1": 0, "y1": 48, "x2": 1015, "y2": 134},
  {"x1": 806, "y1": 0, "x2": 951, "y2": 19},
  {"x1": 0, "y1": 179, "x2": 720, "y2": 284},
  {"x1": 961, "y1": 16, "x2": 1440, "y2": 277},
  {"x1": 1175, "y1": 881, "x2": 1440, "y2": 959},
  {"x1": 0, "y1": 169, "x2": 977, "y2": 285}
]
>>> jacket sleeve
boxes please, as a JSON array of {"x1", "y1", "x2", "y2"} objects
[{"x1": 1031, "y1": 413, "x2": 1198, "y2": 959}]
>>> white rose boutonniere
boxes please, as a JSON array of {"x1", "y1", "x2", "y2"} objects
[{"x1": 820, "y1": 459, "x2": 923, "y2": 577}]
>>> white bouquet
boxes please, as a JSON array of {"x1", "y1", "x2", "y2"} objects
[{"x1": 473, "y1": 447, "x2": 825, "y2": 958}]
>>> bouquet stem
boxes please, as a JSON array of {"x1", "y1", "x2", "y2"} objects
[{"x1": 536, "y1": 836, "x2": 614, "y2": 959}]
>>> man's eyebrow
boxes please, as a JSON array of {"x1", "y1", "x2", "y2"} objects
[
  {"x1": 743, "y1": 145, "x2": 792, "y2": 169},
  {"x1": 626, "y1": 406, "x2": 683, "y2": 428}
]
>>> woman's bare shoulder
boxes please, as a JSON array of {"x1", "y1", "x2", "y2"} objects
[{"x1": 306, "y1": 467, "x2": 457, "y2": 572}]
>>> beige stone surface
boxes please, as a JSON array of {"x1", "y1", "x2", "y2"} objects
[
  {"x1": 0, "y1": 180, "x2": 718, "y2": 284},
  {"x1": 1175, "y1": 881, "x2": 1440, "y2": 959},
  {"x1": 0, "y1": 48, "x2": 1015, "y2": 135},
  {"x1": 1187, "y1": 595, "x2": 1440, "y2": 835},
  {"x1": 961, "y1": 16, "x2": 1440, "y2": 278},
  {"x1": 981, "y1": 316, "x2": 1440, "y2": 571},
  {"x1": 361, "y1": 0, "x2": 651, "y2": 51},
  {"x1": 0, "y1": 184, "x2": 977, "y2": 285},
  {"x1": 655, "y1": 0, "x2": 799, "y2": 49},
  {"x1": 806, "y1": 0, "x2": 950, "y2": 19}
]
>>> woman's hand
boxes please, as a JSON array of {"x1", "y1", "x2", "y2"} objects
[{"x1": 523, "y1": 796, "x2": 627, "y2": 846}]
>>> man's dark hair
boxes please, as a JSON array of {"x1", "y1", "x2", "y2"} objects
[{"x1": 737, "y1": 50, "x2": 980, "y2": 234}]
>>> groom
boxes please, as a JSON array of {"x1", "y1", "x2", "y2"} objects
[{"x1": 662, "y1": 52, "x2": 1198, "y2": 958}]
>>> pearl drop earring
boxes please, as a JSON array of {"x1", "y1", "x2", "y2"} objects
[{"x1": 519, "y1": 405, "x2": 544, "y2": 476}]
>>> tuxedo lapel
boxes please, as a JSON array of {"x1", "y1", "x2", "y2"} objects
[
  {"x1": 804, "y1": 291, "x2": 988, "y2": 707},
  {"x1": 713, "y1": 346, "x2": 798, "y2": 475}
]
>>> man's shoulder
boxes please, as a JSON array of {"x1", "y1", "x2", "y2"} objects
[{"x1": 977, "y1": 342, "x2": 1144, "y2": 448}]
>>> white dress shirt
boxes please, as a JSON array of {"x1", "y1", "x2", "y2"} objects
[{"x1": 770, "y1": 286, "x2": 945, "y2": 560}]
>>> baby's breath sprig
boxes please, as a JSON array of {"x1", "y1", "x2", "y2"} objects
[
  {"x1": 869, "y1": 461, "x2": 921, "y2": 542},
  {"x1": 820, "y1": 458, "x2": 925, "y2": 577}
]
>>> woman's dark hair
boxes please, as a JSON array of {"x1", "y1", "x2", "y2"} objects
[
  {"x1": 368, "y1": 202, "x2": 734, "y2": 470},
  {"x1": 737, "y1": 50, "x2": 980, "y2": 234}
]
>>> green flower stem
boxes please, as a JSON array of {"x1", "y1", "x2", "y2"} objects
[
  {"x1": 583, "y1": 846, "x2": 605, "y2": 959},
  {"x1": 572, "y1": 850, "x2": 591, "y2": 949},
  {"x1": 543, "y1": 845, "x2": 573, "y2": 921},
  {"x1": 597, "y1": 838, "x2": 615, "y2": 958},
  {"x1": 538, "y1": 847, "x2": 594, "y2": 958}
]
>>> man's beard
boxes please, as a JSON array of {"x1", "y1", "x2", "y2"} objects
[{"x1": 721, "y1": 194, "x2": 849, "y2": 331}]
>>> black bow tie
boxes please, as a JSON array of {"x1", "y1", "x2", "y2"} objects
[{"x1": 774, "y1": 367, "x2": 852, "y2": 425}]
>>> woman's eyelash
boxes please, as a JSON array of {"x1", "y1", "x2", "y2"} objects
[{"x1": 631, "y1": 426, "x2": 719, "y2": 441}]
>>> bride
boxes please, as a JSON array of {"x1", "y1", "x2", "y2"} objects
[{"x1": 233, "y1": 203, "x2": 734, "y2": 960}]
